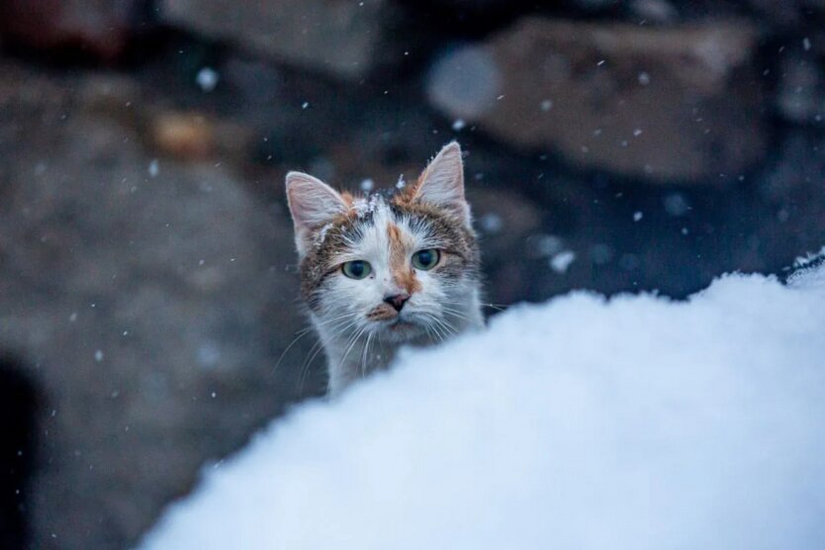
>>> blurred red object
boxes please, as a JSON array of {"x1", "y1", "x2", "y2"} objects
[{"x1": 0, "y1": 0, "x2": 139, "y2": 62}]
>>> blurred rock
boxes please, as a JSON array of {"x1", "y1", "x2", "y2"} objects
[
  {"x1": 626, "y1": 0, "x2": 825, "y2": 27},
  {"x1": 401, "y1": 0, "x2": 534, "y2": 17},
  {"x1": 746, "y1": 0, "x2": 825, "y2": 28},
  {"x1": 569, "y1": 0, "x2": 616, "y2": 11},
  {"x1": 160, "y1": 0, "x2": 399, "y2": 81},
  {"x1": 0, "y1": 61, "x2": 319, "y2": 550},
  {"x1": 627, "y1": 0, "x2": 678, "y2": 23},
  {"x1": 220, "y1": 56, "x2": 285, "y2": 106},
  {"x1": 0, "y1": 0, "x2": 148, "y2": 61},
  {"x1": 428, "y1": 18, "x2": 768, "y2": 183}
]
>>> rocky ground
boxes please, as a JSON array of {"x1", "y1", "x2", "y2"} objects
[{"x1": 1, "y1": 1, "x2": 824, "y2": 548}]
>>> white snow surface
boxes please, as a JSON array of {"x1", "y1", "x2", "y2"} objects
[{"x1": 141, "y1": 264, "x2": 825, "y2": 550}]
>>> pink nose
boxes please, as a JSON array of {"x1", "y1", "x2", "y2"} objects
[{"x1": 383, "y1": 293, "x2": 410, "y2": 312}]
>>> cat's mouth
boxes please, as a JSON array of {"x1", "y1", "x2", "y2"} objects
[
  {"x1": 387, "y1": 318, "x2": 416, "y2": 330},
  {"x1": 366, "y1": 305, "x2": 425, "y2": 337},
  {"x1": 376, "y1": 315, "x2": 425, "y2": 338}
]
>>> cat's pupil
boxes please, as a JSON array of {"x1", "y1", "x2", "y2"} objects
[{"x1": 418, "y1": 250, "x2": 434, "y2": 265}]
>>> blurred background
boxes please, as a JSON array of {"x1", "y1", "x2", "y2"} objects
[{"x1": 1, "y1": 1, "x2": 824, "y2": 548}]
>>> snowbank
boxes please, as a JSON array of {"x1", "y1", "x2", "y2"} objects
[{"x1": 141, "y1": 263, "x2": 825, "y2": 550}]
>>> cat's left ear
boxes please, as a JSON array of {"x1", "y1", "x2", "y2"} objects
[
  {"x1": 285, "y1": 171, "x2": 349, "y2": 257},
  {"x1": 411, "y1": 141, "x2": 471, "y2": 227}
]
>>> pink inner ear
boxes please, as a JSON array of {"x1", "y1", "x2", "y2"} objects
[
  {"x1": 414, "y1": 142, "x2": 470, "y2": 224},
  {"x1": 286, "y1": 171, "x2": 349, "y2": 256},
  {"x1": 286, "y1": 172, "x2": 348, "y2": 230}
]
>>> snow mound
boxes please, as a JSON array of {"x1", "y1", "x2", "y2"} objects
[{"x1": 141, "y1": 265, "x2": 825, "y2": 550}]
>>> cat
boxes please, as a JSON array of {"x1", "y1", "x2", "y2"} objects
[{"x1": 285, "y1": 141, "x2": 484, "y2": 395}]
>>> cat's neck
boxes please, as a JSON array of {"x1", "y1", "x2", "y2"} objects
[
  {"x1": 321, "y1": 332, "x2": 424, "y2": 395},
  {"x1": 316, "y1": 291, "x2": 484, "y2": 396}
]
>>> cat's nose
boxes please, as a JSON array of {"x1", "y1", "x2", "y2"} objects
[{"x1": 383, "y1": 293, "x2": 410, "y2": 312}]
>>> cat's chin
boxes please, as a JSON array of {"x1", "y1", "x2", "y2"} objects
[{"x1": 374, "y1": 317, "x2": 426, "y2": 342}]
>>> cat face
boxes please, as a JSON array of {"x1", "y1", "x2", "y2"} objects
[{"x1": 286, "y1": 142, "x2": 481, "y2": 348}]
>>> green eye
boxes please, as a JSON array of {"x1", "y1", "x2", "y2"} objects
[
  {"x1": 411, "y1": 249, "x2": 440, "y2": 270},
  {"x1": 342, "y1": 260, "x2": 372, "y2": 279}
]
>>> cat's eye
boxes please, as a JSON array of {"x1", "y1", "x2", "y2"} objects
[
  {"x1": 341, "y1": 260, "x2": 372, "y2": 279},
  {"x1": 411, "y1": 249, "x2": 440, "y2": 270}
]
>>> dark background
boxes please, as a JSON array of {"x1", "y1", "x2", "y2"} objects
[{"x1": 0, "y1": 1, "x2": 824, "y2": 548}]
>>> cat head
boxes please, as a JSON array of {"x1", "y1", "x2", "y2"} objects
[{"x1": 285, "y1": 142, "x2": 481, "y2": 344}]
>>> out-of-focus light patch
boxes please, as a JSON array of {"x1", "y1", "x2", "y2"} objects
[
  {"x1": 479, "y1": 213, "x2": 503, "y2": 234},
  {"x1": 550, "y1": 250, "x2": 576, "y2": 273},
  {"x1": 530, "y1": 234, "x2": 564, "y2": 258},
  {"x1": 197, "y1": 343, "x2": 221, "y2": 369},
  {"x1": 196, "y1": 68, "x2": 219, "y2": 92},
  {"x1": 664, "y1": 193, "x2": 690, "y2": 217}
]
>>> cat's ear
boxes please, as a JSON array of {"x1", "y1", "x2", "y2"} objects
[
  {"x1": 411, "y1": 141, "x2": 470, "y2": 226},
  {"x1": 285, "y1": 171, "x2": 348, "y2": 256}
]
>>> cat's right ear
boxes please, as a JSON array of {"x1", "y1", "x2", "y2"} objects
[
  {"x1": 410, "y1": 141, "x2": 471, "y2": 228},
  {"x1": 285, "y1": 171, "x2": 348, "y2": 257}
]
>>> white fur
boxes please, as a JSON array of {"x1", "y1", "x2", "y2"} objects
[{"x1": 311, "y1": 197, "x2": 483, "y2": 395}]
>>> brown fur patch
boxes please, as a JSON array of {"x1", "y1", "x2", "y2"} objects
[
  {"x1": 387, "y1": 221, "x2": 422, "y2": 295},
  {"x1": 392, "y1": 176, "x2": 423, "y2": 207},
  {"x1": 340, "y1": 191, "x2": 355, "y2": 208}
]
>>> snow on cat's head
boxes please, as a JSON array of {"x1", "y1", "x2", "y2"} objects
[{"x1": 285, "y1": 142, "x2": 483, "y2": 388}]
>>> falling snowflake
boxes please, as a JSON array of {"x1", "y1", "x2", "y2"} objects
[
  {"x1": 479, "y1": 213, "x2": 503, "y2": 234},
  {"x1": 550, "y1": 250, "x2": 576, "y2": 274},
  {"x1": 196, "y1": 67, "x2": 219, "y2": 92}
]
